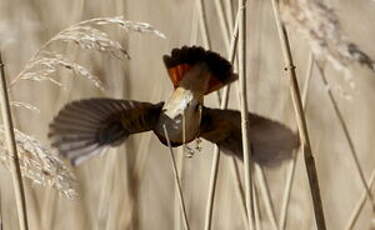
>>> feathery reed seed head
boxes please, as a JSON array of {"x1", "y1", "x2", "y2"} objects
[
  {"x1": 0, "y1": 126, "x2": 77, "y2": 198},
  {"x1": 280, "y1": 0, "x2": 375, "y2": 74}
]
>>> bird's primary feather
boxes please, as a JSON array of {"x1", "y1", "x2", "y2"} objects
[
  {"x1": 199, "y1": 107, "x2": 299, "y2": 167},
  {"x1": 48, "y1": 98, "x2": 163, "y2": 165}
]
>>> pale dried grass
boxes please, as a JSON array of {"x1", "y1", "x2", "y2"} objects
[
  {"x1": 10, "y1": 102, "x2": 40, "y2": 113},
  {"x1": 10, "y1": 16, "x2": 165, "y2": 89},
  {"x1": 0, "y1": 16, "x2": 165, "y2": 199},
  {"x1": 281, "y1": 0, "x2": 375, "y2": 75},
  {"x1": 0, "y1": 126, "x2": 77, "y2": 198},
  {"x1": 19, "y1": 51, "x2": 103, "y2": 90}
]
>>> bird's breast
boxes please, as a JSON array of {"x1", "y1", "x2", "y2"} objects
[{"x1": 154, "y1": 108, "x2": 201, "y2": 146}]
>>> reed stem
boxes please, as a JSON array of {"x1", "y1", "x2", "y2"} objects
[
  {"x1": 238, "y1": 0, "x2": 256, "y2": 229},
  {"x1": 270, "y1": 1, "x2": 326, "y2": 229},
  {"x1": 0, "y1": 53, "x2": 29, "y2": 230},
  {"x1": 163, "y1": 125, "x2": 190, "y2": 230}
]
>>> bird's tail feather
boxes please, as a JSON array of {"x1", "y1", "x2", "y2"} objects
[{"x1": 163, "y1": 46, "x2": 238, "y2": 94}]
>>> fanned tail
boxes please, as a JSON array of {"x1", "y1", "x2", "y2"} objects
[{"x1": 163, "y1": 46, "x2": 238, "y2": 94}]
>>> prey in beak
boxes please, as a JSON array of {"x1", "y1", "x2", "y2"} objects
[{"x1": 48, "y1": 46, "x2": 299, "y2": 167}]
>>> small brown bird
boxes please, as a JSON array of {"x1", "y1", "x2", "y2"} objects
[{"x1": 48, "y1": 46, "x2": 299, "y2": 166}]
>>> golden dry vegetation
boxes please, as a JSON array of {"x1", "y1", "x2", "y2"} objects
[{"x1": 0, "y1": 0, "x2": 374, "y2": 229}]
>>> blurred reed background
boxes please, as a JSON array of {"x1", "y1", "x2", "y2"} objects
[{"x1": 0, "y1": 0, "x2": 374, "y2": 229}]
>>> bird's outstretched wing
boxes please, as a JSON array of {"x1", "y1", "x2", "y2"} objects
[
  {"x1": 163, "y1": 46, "x2": 238, "y2": 94},
  {"x1": 48, "y1": 98, "x2": 163, "y2": 165},
  {"x1": 199, "y1": 107, "x2": 299, "y2": 167}
]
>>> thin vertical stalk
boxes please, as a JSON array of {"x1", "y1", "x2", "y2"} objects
[
  {"x1": 202, "y1": 2, "x2": 267, "y2": 228},
  {"x1": 224, "y1": 0, "x2": 234, "y2": 34},
  {"x1": 270, "y1": 1, "x2": 326, "y2": 229},
  {"x1": 227, "y1": 10, "x2": 250, "y2": 228},
  {"x1": 238, "y1": 0, "x2": 256, "y2": 229},
  {"x1": 197, "y1": 0, "x2": 211, "y2": 49},
  {"x1": 190, "y1": 4, "x2": 199, "y2": 46},
  {"x1": 175, "y1": 17, "x2": 200, "y2": 230},
  {"x1": 203, "y1": 144, "x2": 222, "y2": 230},
  {"x1": 302, "y1": 53, "x2": 314, "y2": 108},
  {"x1": 214, "y1": 0, "x2": 230, "y2": 50},
  {"x1": 279, "y1": 52, "x2": 313, "y2": 230},
  {"x1": 203, "y1": 13, "x2": 239, "y2": 230},
  {"x1": 230, "y1": 157, "x2": 249, "y2": 226},
  {"x1": 96, "y1": 151, "x2": 118, "y2": 230},
  {"x1": 345, "y1": 168, "x2": 375, "y2": 230},
  {"x1": 163, "y1": 125, "x2": 190, "y2": 230},
  {"x1": 0, "y1": 53, "x2": 29, "y2": 230},
  {"x1": 196, "y1": 0, "x2": 222, "y2": 103},
  {"x1": 316, "y1": 64, "x2": 375, "y2": 211},
  {"x1": 254, "y1": 165, "x2": 278, "y2": 230},
  {"x1": 0, "y1": 191, "x2": 3, "y2": 230},
  {"x1": 278, "y1": 151, "x2": 298, "y2": 230},
  {"x1": 253, "y1": 185, "x2": 261, "y2": 230}
]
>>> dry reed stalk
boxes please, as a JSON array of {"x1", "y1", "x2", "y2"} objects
[
  {"x1": 302, "y1": 53, "x2": 314, "y2": 107},
  {"x1": 203, "y1": 8, "x2": 240, "y2": 230},
  {"x1": 230, "y1": 157, "x2": 249, "y2": 225},
  {"x1": 203, "y1": 3, "x2": 257, "y2": 229},
  {"x1": 175, "y1": 147, "x2": 185, "y2": 230},
  {"x1": 345, "y1": 168, "x2": 375, "y2": 230},
  {"x1": 270, "y1": 0, "x2": 326, "y2": 229},
  {"x1": 96, "y1": 150, "x2": 118, "y2": 230},
  {"x1": 203, "y1": 136, "x2": 222, "y2": 230},
  {"x1": 0, "y1": 205, "x2": 2, "y2": 230},
  {"x1": 214, "y1": 0, "x2": 230, "y2": 50},
  {"x1": 237, "y1": 0, "x2": 256, "y2": 229},
  {"x1": 216, "y1": 4, "x2": 279, "y2": 227},
  {"x1": 214, "y1": 2, "x2": 278, "y2": 228},
  {"x1": 253, "y1": 186, "x2": 261, "y2": 230},
  {"x1": 197, "y1": 0, "x2": 211, "y2": 49},
  {"x1": 226, "y1": 12, "x2": 250, "y2": 229},
  {"x1": 196, "y1": 0, "x2": 223, "y2": 103},
  {"x1": 163, "y1": 125, "x2": 190, "y2": 230},
  {"x1": 279, "y1": 52, "x2": 313, "y2": 230},
  {"x1": 315, "y1": 63, "x2": 375, "y2": 211},
  {"x1": 279, "y1": 151, "x2": 298, "y2": 230},
  {"x1": 224, "y1": 0, "x2": 234, "y2": 35},
  {"x1": 0, "y1": 52, "x2": 29, "y2": 230},
  {"x1": 190, "y1": 5, "x2": 199, "y2": 47},
  {"x1": 254, "y1": 164, "x2": 278, "y2": 229},
  {"x1": 280, "y1": 0, "x2": 375, "y2": 74},
  {"x1": 174, "y1": 15, "x2": 200, "y2": 230}
]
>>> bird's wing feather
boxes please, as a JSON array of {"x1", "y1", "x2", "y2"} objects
[
  {"x1": 199, "y1": 107, "x2": 299, "y2": 167},
  {"x1": 49, "y1": 98, "x2": 163, "y2": 165}
]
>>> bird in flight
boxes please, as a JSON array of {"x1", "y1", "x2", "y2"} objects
[{"x1": 48, "y1": 46, "x2": 299, "y2": 166}]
